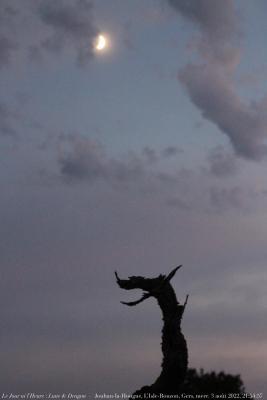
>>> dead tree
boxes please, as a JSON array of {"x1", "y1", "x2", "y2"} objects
[{"x1": 115, "y1": 265, "x2": 188, "y2": 396}]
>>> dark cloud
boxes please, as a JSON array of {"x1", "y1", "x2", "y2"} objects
[
  {"x1": 179, "y1": 65, "x2": 267, "y2": 160},
  {"x1": 208, "y1": 146, "x2": 238, "y2": 177},
  {"x1": 168, "y1": 0, "x2": 237, "y2": 39},
  {"x1": 58, "y1": 136, "x2": 145, "y2": 184},
  {"x1": 38, "y1": 0, "x2": 97, "y2": 65},
  {"x1": 59, "y1": 138, "x2": 107, "y2": 182},
  {"x1": 58, "y1": 138, "x2": 185, "y2": 186},
  {"x1": 169, "y1": 0, "x2": 267, "y2": 161}
]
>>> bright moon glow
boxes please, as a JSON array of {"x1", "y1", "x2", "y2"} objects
[{"x1": 94, "y1": 34, "x2": 107, "y2": 51}]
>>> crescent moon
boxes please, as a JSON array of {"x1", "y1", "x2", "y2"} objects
[{"x1": 95, "y1": 34, "x2": 106, "y2": 51}]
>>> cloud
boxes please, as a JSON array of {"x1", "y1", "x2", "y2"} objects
[
  {"x1": 58, "y1": 136, "x2": 145, "y2": 185},
  {"x1": 179, "y1": 65, "x2": 267, "y2": 160},
  {"x1": 59, "y1": 138, "x2": 107, "y2": 183},
  {"x1": 58, "y1": 138, "x2": 186, "y2": 186},
  {"x1": 208, "y1": 146, "x2": 238, "y2": 177},
  {"x1": 168, "y1": 0, "x2": 237, "y2": 39},
  {"x1": 38, "y1": 0, "x2": 98, "y2": 65},
  {"x1": 168, "y1": 0, "x2": 239, "y2": 65},
  {"x1": 169, "y1": 0, "x2": 267, "y2": 161},
  {"x1": 57, "y1": 137, "x2": 262, "y2": 219}
]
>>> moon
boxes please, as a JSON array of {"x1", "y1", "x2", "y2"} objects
[{"x1": 94, "y1": 34, "x2": 107, "y2": 51}]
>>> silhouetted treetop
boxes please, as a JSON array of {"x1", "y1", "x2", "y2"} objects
[{"x1": 181, "y1": 368, "x2": 245, "y2": 394}]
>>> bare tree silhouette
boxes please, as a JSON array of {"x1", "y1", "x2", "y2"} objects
[{"x1": 115, "y1": 266, "x2": 188, "y2": 396}]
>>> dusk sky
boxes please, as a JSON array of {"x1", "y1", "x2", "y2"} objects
[{"x1": 1, "y1": 0, "x2": 267, "y2": 394}]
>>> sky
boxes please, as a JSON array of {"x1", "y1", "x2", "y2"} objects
[{"x1": 1, "y1": 0, "x2": 267, "y2": 395}]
